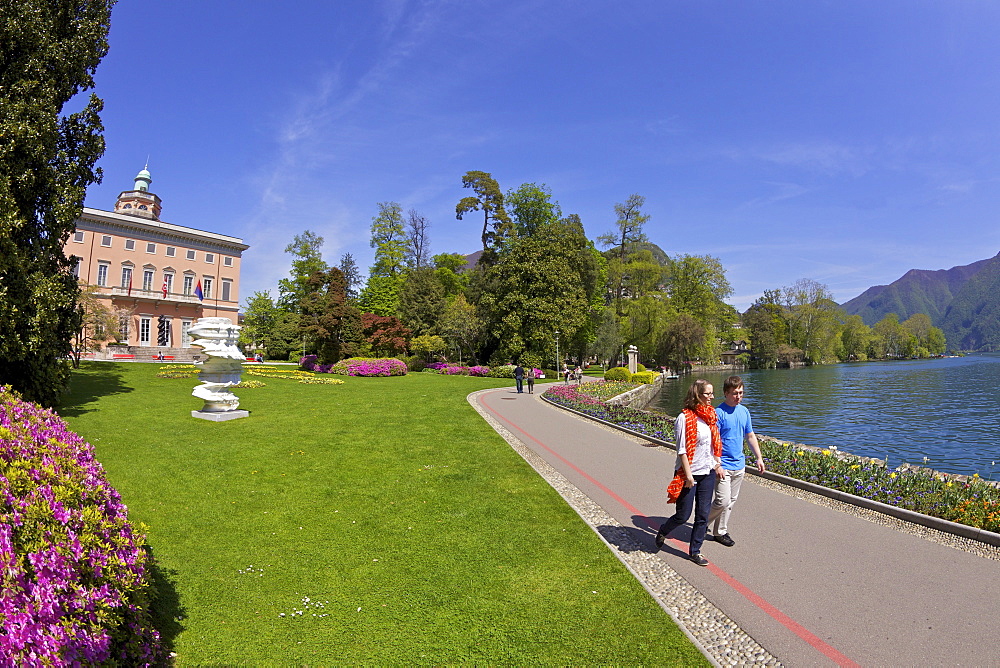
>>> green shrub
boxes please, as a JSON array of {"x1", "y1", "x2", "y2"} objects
[
  {"x1": 519, "y1": 352, "x2": 542, "y2": 370},
  {"x1": 635, "y1": 363, "x2": 647, "y2": 372},
  {"x1": 604, "y1": 366, "x2": 632, "y2": 382},
  {"x1": 632, "y1": 371, "x2": 656, "y2": 384},
  {"x1": 406, "y1": 356, "x2": 426, "y2": 372},
  {"x1": 487, "y1": 364, "x2": 516, "y2": 378}
]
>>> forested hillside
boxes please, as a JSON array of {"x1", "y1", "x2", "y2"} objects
[{"x1": 841, "y1": 252, "x2": 1000, "y2": 351}]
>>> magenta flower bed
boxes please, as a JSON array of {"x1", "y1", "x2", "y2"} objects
[
  {"x1": 0, "y1": 386, "x2": 162, "y2": 664},
  {"x1": 329, "y1": 357, "x2": 408, "y2": 377}
]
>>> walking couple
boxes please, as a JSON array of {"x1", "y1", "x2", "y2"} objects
[{"x1": 654, "y1": 376, "x2": 764, "y2": 566}]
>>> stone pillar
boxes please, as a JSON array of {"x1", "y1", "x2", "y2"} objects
[{"x1": 627, "y1": 345, "x2": 639, "y2": 374}]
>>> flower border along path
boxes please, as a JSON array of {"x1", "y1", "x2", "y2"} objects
[{"x1": 541, "y1": 382, "x2": 1000, "y2": 556}]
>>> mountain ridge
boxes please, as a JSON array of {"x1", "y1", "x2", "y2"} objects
[{"x1": 841, "y1": 252, "x2": 1000, "y2": 351}]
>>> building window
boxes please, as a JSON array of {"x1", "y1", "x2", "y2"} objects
[
  {"x1": 143, "y1": 269, "x2": 154, "y2": 292},
  {"x1": 224, "y1": 256, "x2": 233, "y2": 267},
  {"x1": 183, "y1": 275, "x2": 194, "y2": 296},
  {"x1": 163, "y1": 273, "x2": 174, "y2": 295},
  {"x1": 101, "y1": 235, "x2": 112, "y2": 247},
  {"x1": 125, "y1": 239, "x2": 135, "y2": 251},
  {"x1": 72, "y1": 257, "x2": 82, "y2": 278},
  {"x1": 146, "y1": 242, "x2": 156, "y2": 254},
  {"x1": 181, "y1": 320, "x2": 192, "y2": 348},
  {"x1": 73, "y1": 231, "x2": 85, "y2": 243},
  {"x1": 203, "y1": 277, "x2": 213, "y2": 300},
  {"x1": 166, "y1": 246, "x2": 176, "y2": 257},
  {"x1": 139, "y1": 317, "x2": 151, "y2": 346},
  {"x1": 186, "y1": 249, "x2": 196, "y2": 261},
  {"x1": 205, "y1": 253, "x2": 215, "y2": 264},
  {"x1": 96, "y1": 262, "x2": 109, "y2": 287},
  {"x1": 123, "y1": 203, "x2": 133, "y2": 209},
  {"x1": 221, "y1": 279, "x2": 232, "y2": 302},
  {"x1": 121, "y1": 266, "x2": 132, "y2": 289},
  {"x1": 138, "y1": 204, "x2": 148, "y2": 211}
]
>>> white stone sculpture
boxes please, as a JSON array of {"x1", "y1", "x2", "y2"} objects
[{"x1": 188, "y1": 317, "x2": 248, "y2": 420}]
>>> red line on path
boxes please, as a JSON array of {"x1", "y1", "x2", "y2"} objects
[{"x1": 479, "y1": 390, "x2": 861, "y2": 668}]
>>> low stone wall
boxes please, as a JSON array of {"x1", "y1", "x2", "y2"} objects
[{"x1": 605, "y1": 372, "x2": 665, "y2": 408}]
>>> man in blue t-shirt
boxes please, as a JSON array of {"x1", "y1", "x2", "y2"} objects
[{"x1": 709, "y1": 375, "x2": 765, "y2": 547}]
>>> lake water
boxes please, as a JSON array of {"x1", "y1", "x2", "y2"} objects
[{"x1": 649, "y1": 354, "x2": 1000, "y2": 478}]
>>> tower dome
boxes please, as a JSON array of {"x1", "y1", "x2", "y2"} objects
[{"x1": 134, "y1": 168, "x2": 152, "y2": 192}]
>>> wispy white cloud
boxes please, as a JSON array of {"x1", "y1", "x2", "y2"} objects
[{"x1": 750, "y1": 140, "x2": 873, "y2": 177}]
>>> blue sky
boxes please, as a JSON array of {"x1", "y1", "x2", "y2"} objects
[{"x1": 81, "y1": 1, "x2": 1000, "y2": 311}]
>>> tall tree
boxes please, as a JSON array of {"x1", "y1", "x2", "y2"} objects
[
  {"x1": 782, "y1": 278, "x2": 841, "y2": 363},
  {"x1": 742, "y1": 290, "x2": 787, "y2": 368},
  {"x1": 656, "y1": 314, "x2": 707, "y2": 371},
  {"x1": 476, "y1": 219, "x2": 598, "y2": 365},
  {"x1": 299, "y1": 268, "x2": 356, "y2": 363},
  {"x1": 0, "y1": 0, "x2": 113, "y2": 406},
  {"x1": 439, "y1": 294, "x2": 482, "y2": 364},
  {"x1": 506, "y1": 182, "x2": 562, "y2": 237},
  {"x1": 432, "y1": 252, "x2": 469, "y2": 298},
  {"x1": 241, "y1": 290, "x2": 278, "y2": 353},
  {"x1": 370, "y1": 201, "x2": 407, "y2": 277},
  {"x1": 405, "y1": 209, "x2": 431, "y2": 269},
  {"x1": 338, "y1": 252, "x2": 362, "y2": 302},
  {"x1": 455, "y1": 170, "x2": 512, "y2": 263},
  {"x1": 666, "y1": 254, "x2": 733, "y2": 328},
  {"x1": 870, "y1": 313, "x2": 908, "y2": 359},
  {"x1": 277, "y1": 230, "x2": 328, "y2": 312},
  {"x1": 398, "y1": 267, "x2": 445, "y2": 337},
  {"x1": 839, "y1": 314, "x2": 872, "y2": 361},
  {"x1": 597, "y1": 194, "x2": 650, "y2": 315}
]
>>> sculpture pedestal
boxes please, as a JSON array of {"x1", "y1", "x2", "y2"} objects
[{"x1": 191, "y1": 409, "x2": 250, "y2": 422}]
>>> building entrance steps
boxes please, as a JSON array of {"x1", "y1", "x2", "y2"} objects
[{"x1": 472, "y1": 385, "x2": 1000, "y2": 667}]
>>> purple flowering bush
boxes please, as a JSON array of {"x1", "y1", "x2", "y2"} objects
[
  {"x1": 0, "y1": 386, "x2": 162, "y2": 664},
  {"x1": 440, "y1": 366, "x2": 469, "y2": 375},
  {"x1": 468, "y1": 366, "x2": 491, "y2": 377},
  {"x1": 329, "y1": 357, "x2": 408, "y2": 377}
]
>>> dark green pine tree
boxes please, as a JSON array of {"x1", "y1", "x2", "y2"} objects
[{"x1": 0, "y1": 1, "x2": 114, "y2": 406}]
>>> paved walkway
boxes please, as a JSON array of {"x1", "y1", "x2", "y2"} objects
[{"x1": 473, "y1": 384, "x2": 1000, "y2": 667}]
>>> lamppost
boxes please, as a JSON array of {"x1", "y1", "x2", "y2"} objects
[{"x1": 555, "y1": 330, "x2": 560, "y2": 377}]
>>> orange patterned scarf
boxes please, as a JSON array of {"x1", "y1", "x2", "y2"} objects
[{"x1": 666, "y1": 404, "x2": 722, "y2": 503}]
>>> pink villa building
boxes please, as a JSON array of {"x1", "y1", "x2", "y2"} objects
[{"x1": 65, "y1": 168, "x2": 248, "y2": 357}]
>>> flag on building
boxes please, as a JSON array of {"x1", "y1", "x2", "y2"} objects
[
  {"x1": 161, "y1": 277, "x2": 168, "y2": 298},
  {"x1": 195, "y1": 280, "x2": 204, "y2": 301},
  {"x1": 127, "y1": 275, "x2": 132, "y2": 296}
]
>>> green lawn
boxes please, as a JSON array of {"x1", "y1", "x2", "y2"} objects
[{"x1": 58, "y1": 363, "x2": 705, "y2": 665}]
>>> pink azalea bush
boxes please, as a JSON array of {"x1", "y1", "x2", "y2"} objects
[
  {"x1": 0, "y1": 386, "x2": 162, "y2": 664},
  {"x1": 434, "y1": 364, "x2": 491, "y2": 376},
  {"x1": 329, "y1": 357, "x2": 408, "y2": 377}
]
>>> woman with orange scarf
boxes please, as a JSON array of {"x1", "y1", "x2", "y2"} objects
[{"x1": 654, "y1": 379, "x2": 725, "y2": 566}]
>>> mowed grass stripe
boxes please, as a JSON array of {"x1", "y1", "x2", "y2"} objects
[{"x1": 59, "y1": 363, "x2": 706, "y2": 665}]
